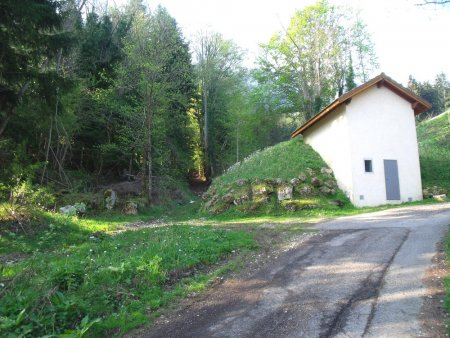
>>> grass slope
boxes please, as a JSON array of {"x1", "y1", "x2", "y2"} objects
[
  {"x1": 205, "y1": 138, "x2": 351, "y2": 215},
  {"x1": 417, "y1": 111, "x2": 450, "y2": 192},
  {"x1": 213, "y1": 138, "x2": 327, "y2": 188}
]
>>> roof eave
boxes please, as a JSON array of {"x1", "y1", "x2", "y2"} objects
[{"x1": 291, "y1": 73, "x2": 432, "y2": 138}]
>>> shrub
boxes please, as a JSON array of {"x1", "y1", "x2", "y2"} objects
[{"x1": 9, "y1": 180, "x2": 56, "y2": 210}]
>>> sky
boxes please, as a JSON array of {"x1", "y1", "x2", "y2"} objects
[{"x1": 109, "y1": 0, "x2": 450, "y2": 85}]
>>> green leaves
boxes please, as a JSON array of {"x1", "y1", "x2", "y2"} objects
[
  {"x1": 0, "y1": 0, "x2": 64, "y2": 132},
  {"x1": 257, "y1": 1, "x2": 378, "y2": 120}
]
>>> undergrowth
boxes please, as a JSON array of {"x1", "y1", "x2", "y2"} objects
[{"x1": 0, "y1": 208, "x2": 256, "y2": 337}]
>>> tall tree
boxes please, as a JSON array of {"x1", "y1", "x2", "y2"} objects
[
  {"x1": 408, "y1": 73, "x2": 450, "y2": 118},
  {"x1": 119, "y1": 4, "x2": 194, "y2": 201},
  {"x1": 258, "y1": 0, "x2": 377, "y2": 120},
  {"x1": 0, "y1": 0, "x2": 64, "y2": 138},
  {"x1": 194, "y1": 31, "x2": 244, "y2": 176},
  {"x1": 345, "y1": 56, "x2": 357, "y2": 92}
]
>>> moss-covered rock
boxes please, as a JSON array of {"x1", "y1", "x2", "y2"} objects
[
  {"x1": 296, "y1": 184, "x2": 313, "y2": 196},
  {"x1": 222, "y1": 193, "x2": 235, "y2": 204},
  {"x1": 320, "y1": 167, "x2": 333, "y2": 176},
  {"x1": 311, "y1": 177, "x2": 322, "y2": 187},
  {"x1": 281, "y1": 199, "x2": 320, "y2": 211},
  {"x1": 201, "y1": 138, "x2": 350, "y2": 214},
  {"x1": 251, "y1": 182, "x2": 274, "y2": 200},
  {"x1": 277, "y1": 185, "x2": 293, "y2": 201},
  {"x1": 298, "y1": 173, "x2": 307, "y2": 182}
]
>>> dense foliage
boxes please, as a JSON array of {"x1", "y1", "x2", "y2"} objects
[
  {"x1": 257, "y1": 0, "x2": 378, "y2": 122},
  {"x1": 0, "y1": 0, "x2": 383, "y2": 201},
  {"x1": 408, "y1": 73, "x2": 450, "y2": 119},
  {"x1": 1, "y1": 0, "x2": 446, "y2": 205}
]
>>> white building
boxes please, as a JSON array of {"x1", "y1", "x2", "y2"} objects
[{"x1": 291, "y1": 73, "x2": 431, "y2": 207}]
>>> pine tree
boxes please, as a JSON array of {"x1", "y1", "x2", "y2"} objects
[
  {"x1": 0, "y1": 0, "x2": 64, "y2": 137},
  {"x1": 345, "y1": 56, "x2": 357, "y2": 92}
]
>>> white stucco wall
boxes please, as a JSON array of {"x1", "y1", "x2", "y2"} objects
[
  {"x1": 346, "y1": 86, "x2": 423, "y2": 207},
  {"x1": 302, "y1": 105, "x2": 354, "y2": 200},
  {"x1": 303, "y1": 85, "x2": 423, "y2": 207}
]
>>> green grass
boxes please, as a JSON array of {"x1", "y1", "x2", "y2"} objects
[
  {"x1": 444, "y1": 225, "x2": 450, "y2": 334},
  {"x1": 193, "y1": 196, "x2": 443, "y2": 227},
  {"x1": 0, "y1": 205, "x2": 256, "y2": 337},
  {"x1": 417, "y1": 111, "x2": 450, "y2": 191},
  {"x1": 213, "y1": 137, "x2": 327, "y2": 189},
  {"x1": 205, "y1": 137, "x2": 352, "y2": 214}
]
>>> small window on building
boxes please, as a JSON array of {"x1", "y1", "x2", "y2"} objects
[{"x1": 364, "y1": 160, "x2": 373, "y2": 173}]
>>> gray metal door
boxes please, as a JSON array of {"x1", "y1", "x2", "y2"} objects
[{"x1": 384, "y1": 160, "x2": 400, "y2": 200}]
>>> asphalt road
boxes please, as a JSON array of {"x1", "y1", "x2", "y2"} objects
[{"x1": 135, "y1": 203, "x2": 450, "y2": 338}]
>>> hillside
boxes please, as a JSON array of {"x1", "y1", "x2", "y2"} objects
[
  {"x1": 417, "y1": 111, "x2": 450, "y2": 193},
  {"x1": 203, "y1": 138, "x2": 349, "y2": 214}
]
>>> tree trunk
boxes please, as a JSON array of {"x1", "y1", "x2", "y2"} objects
[
  {"x1": 202, "y1": 84, "x2": 214, "y2": 177},
  {"x1": 40, "y1": 116, "x2": 53, "y2": 184},
  {"x1": 146, "y1": 109, "x2": 152, "y2": 203},
  {"x1": 0, "y1": 114, "x2": 11, "y2": 138},
  {"x1": 236, "y1": 118, "x2": 239, "y2": 163},
  {"x1": 203, "y1": 84, "x2": 209, "y2": 161},
  {"x1": 142, "y1": 105, "x2": 153, "y2": 204}
]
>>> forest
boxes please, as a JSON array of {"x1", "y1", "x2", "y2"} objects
[
  {"x1": 0, "y1": 0, "x2": 449, "y2": 206},
  {"x1": 2, "y1": 0, "x2": 450, "y2": 336}
]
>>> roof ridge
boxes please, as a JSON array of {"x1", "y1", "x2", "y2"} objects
[{"x1": 291, "y1": 73, "x2": 432, "y2": 138}]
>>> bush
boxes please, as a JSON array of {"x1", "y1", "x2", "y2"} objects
[{"x1": 9, "y1": 180, "x2": 56, "y2": 210}]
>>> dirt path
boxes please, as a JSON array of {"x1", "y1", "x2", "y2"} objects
[{"x1": 128, "y1": 203, "x2": 450, "y2": 338}]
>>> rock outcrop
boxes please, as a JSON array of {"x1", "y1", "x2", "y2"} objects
[{"x1": 202, "y1": 167, "x2": 345, "y2": 214}]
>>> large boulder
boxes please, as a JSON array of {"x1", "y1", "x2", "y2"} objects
[
  {"x1": 123, "y1": 201, "x2": 138, "y2": 215},
  {"x1": 251, "y1": 182, "x2": 273, "y2": 199},
  {"x1": 233, "y1": 194, "x2": 250, "y2": 205},
  {"x1": 433, "y1": 194, "x2": 447, "y2": 202},
  {"x1": 423, "y1": 186, "x2": 446, "y2": 199},
  {"x1": 297, "y1": 185, "x2": 313, "y2": 196},
  {"x1": 320, "y1": 167, "x2": 333, "y2": 176},
  {"x1": 281, "y1": 199, "x2": 319, "y2": 211},
  {"x1": 277, "y1": 185, "x2": 293, "y2": 201},
  {"x1": 60, "y1": 202, "x2": 87, "y2": 216},
  {"x1": 290, "y1": 178, "x2": 300, "y2": 186},
  {"x1": 59, "y1": 205, "x2": 77, "y2": 215},
  {"x1": 324, "y1": 180, "x2": 337, "y2": 189},
  {"x1": 104, "y1": 189, "x2": 117, "y2": 210}
]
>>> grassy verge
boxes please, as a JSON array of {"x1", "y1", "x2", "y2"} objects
[
  {"x1": 192, "y1": 196, "x2": 447, "y2": 227},
  {"x1": 417, "y1": 111, "x2": 450, "y2": 192},
  {"x1": 444, "y1": 227, "x2": 450, "y2": 333},
  {"x1": 0, "y1": 206, "x2": 256, "y2": 337}
]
